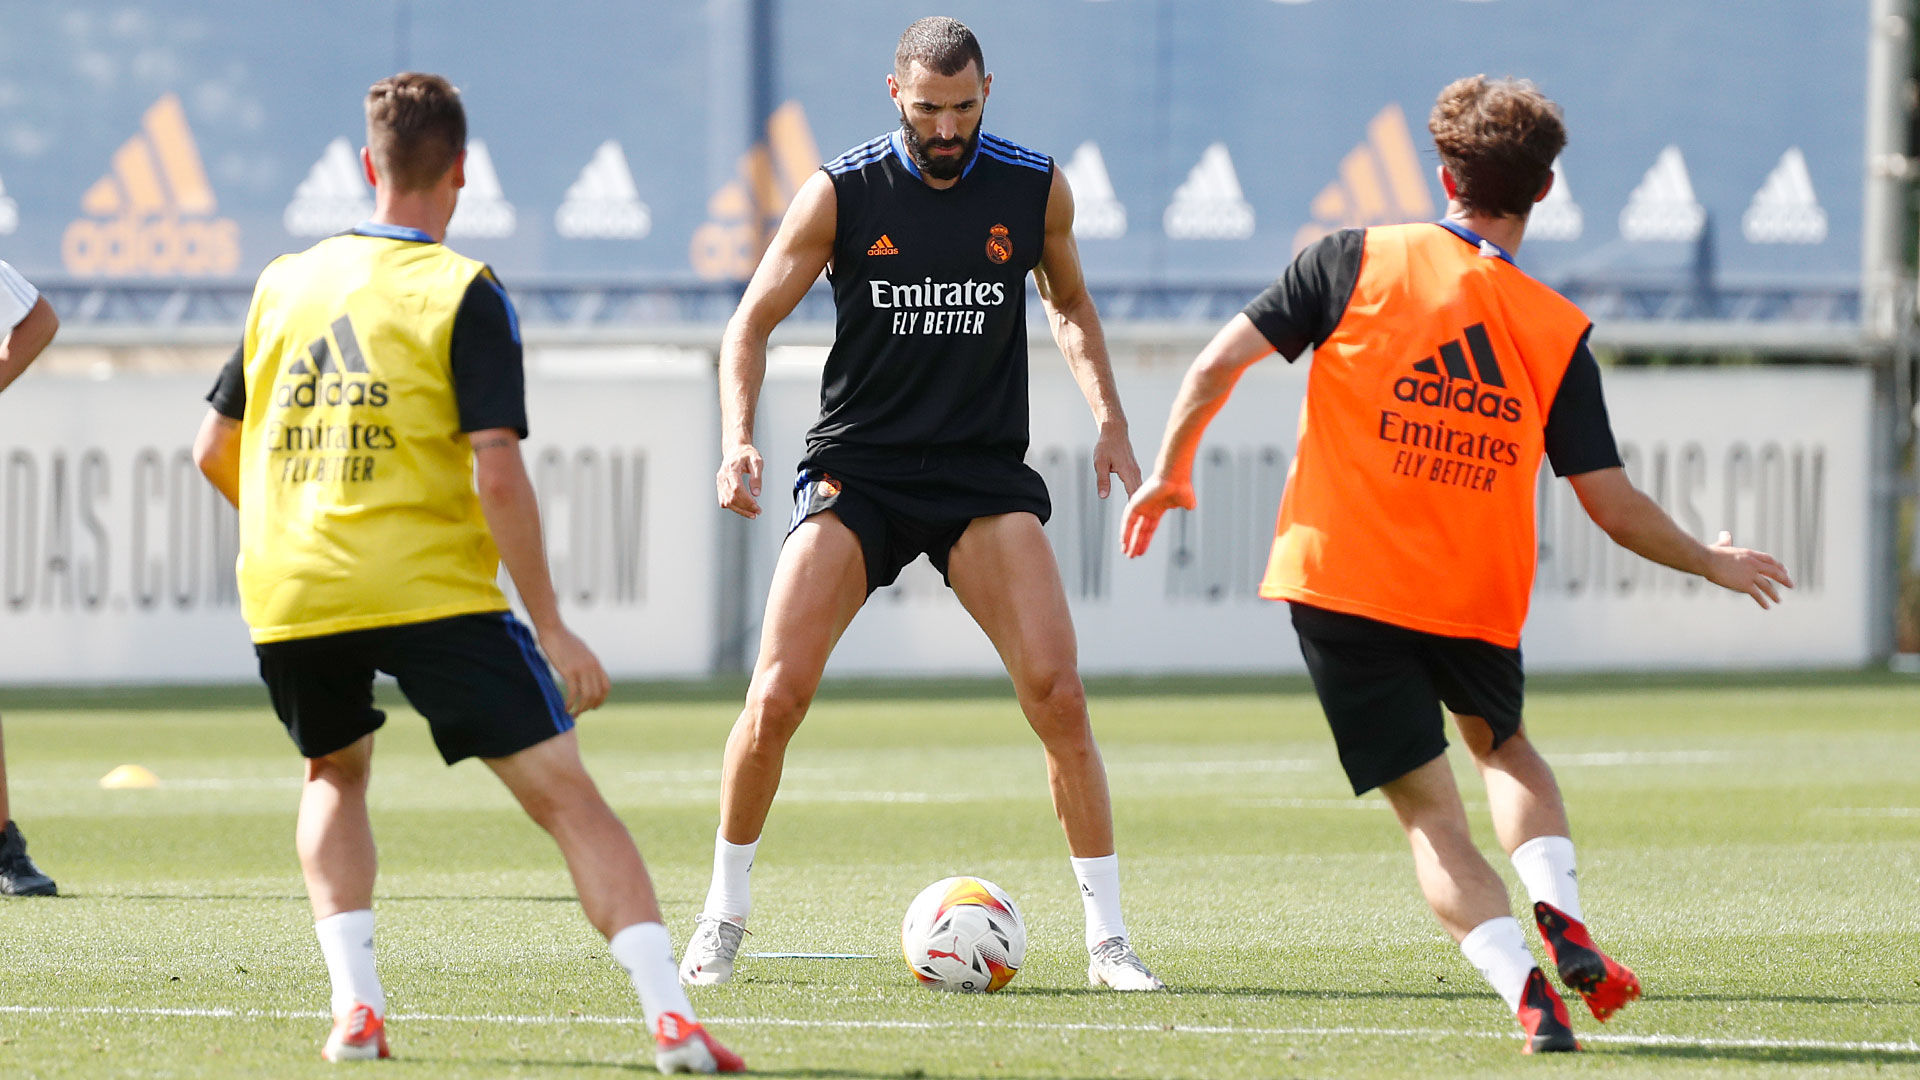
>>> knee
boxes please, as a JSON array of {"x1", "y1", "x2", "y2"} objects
[
  {"x1": 305, "y1": 753, "x2": 371, "y2": 791},
  {"x1": 517, "y1": 768, "x2": 598, "y2": 831},
  {"x1": 1023, "y1": 670, "x2": 1090, "y2": 741},
  {"x1": 739, "y1": 680, "x2": 812, "y2": 751}
]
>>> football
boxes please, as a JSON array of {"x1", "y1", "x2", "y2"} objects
[{"x1": 900, "y1": 876, "x2": 1026, "y2": 993}]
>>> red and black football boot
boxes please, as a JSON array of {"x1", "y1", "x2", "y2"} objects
[
  {"x1": 1516, "y1": 966, "x2": 1579, "y2": 1054},
  {"x1": 1533, "y1": 901, "x2": 1642, "y2": 1022}
]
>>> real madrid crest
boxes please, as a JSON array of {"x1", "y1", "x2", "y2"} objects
[{"x1": 985, "y1": 223, "x2": 1012, "y2": 265}]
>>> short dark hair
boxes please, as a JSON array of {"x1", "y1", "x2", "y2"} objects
[
  {"x1": 364, "y1": 72, "x2": 466, "y2": 192},
  {"x1": 1428, "y1": 75, "x2": 1566, "y2": 218},
  {"x1": 894, "y1": 16, "x2": 984, "y2": 80}
]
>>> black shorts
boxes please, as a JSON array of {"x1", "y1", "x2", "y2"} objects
[
  {"x1": 1290, "y1": 603, "x2": 1524, "y2": 795},
  {"x1": 254, "y1": 612, "x2": 574, "y2": 764},
  {"x1": 787, "y1": 456, "x2": 1050, "y2": 592}
]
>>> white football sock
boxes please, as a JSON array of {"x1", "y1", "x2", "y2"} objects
[
  {"x1": 1510, "y1": 835, "x2": 1583, "y2": 922},
  {"x1": 1070, "y1": 853, "x2": 1127, "y2": 950},
  {"x1": 611, "y1": 922, "x2": 695, "y2": 1033},
  {"x1": 1460, "y1": 916, "x2": 1536, "y2": 1013},
  {"x1": 701, "y1": 829, "x2": 758, "y2": 922},
  {"x1": 315, "y1": 909, "x2": 384, "y2": 1017}
]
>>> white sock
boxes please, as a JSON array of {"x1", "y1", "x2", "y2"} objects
[
  {"x1": 701, "y1": 830, "x2": 758, "y2": 922},
  {"x1": 1460, "y1": 916, "x2": 1536, "y2": 1013},
  {"x1": 315, "y1": 909, "x2": 384, "y2": 1018},
  {"x1": 1070, "y1": 853, "x2": 1127, "y2": 950},
  {"x1": 610, "y1": 922, "x2": 695, "y2": 1033},
  {"x1": 1510, "y1": 835, "x2": 1583, "y2": 922}
]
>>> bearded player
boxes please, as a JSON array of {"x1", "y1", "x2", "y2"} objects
[{"x1": 683, "y1": 17, "x2": 1161, "y2": 992}]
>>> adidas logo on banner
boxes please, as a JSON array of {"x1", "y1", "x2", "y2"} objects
[
  {"x1": 447, "y1": 139, "x2": 516, "y2": 239},
  {"x1": 692, "y1": 101, "x2": 822, "y2": 280},
  {"x1": 555, "y1": 140, "x2": 652, "y2": 240},
  {"x1": 1618, "y1": 146, "x2": 1704, "y2": 243},
  {"x1": 1165, "y1": 143, "x2": 1254, "y2": 240},
  {"x1": 0, "y1": 172, "x2": 16, "y2": 235},
  {"x1": 1528, "y1": 160, "x2": 1582, "y2": 242},
  {"x1": 284, "y1": 137, "x2": 372, "y2": 237},
  {"x1": 1060, "y1": 141, "x2": 1126, "y2": 239},
  {"x1": 62, "y1": 94, "x2": 241, "y2": 276},
  {"x1": 1742, "y1": 147, "x2": 1827, "y2": 245},
  {"x1": 1292, "y1": 104, "x2": 1434, "y2": 251}
]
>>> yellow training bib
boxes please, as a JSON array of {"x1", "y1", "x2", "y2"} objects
[{"x1": 235, "y1": 229, "x2": 510, "y2": 642}]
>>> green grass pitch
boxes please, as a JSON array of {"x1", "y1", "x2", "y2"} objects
[{"x1": 1, "y1": 672, "x2": 1917, "y2": 1078}]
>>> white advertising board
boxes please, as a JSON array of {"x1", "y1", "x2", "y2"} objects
[
  {"x1": 518, "y1": 357, "x2": 718, "y2": 677},
  {"x1": 0, "y1": 361, "x2": 719, "y2": 683},
  {"x1": 0, "y1": 358, "x2": 1872, "y2": 684},
  {"x1": 741, "y1": 355, "x2": 1871, "y2": 675}
]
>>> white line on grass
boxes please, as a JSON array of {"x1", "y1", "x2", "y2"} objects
[
  {"x1": 1229, "y1": 798, "x2": 1392, "y2": 811},
  {"x1": 1555, "y1": 751, "x2": 1732, "y2": 767},
  {"x1": 1813, "y1": 807, "x2": 1920, "y2": 818},
  {"x1": 4, "y1": 1004, "x2": 1915, "y2": 1054},
  {"x1": 1114, "y1": 760, "x2": 1321, "y2": 775}
]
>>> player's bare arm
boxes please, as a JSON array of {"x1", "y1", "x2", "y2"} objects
[
  {"x1": 1120, "y1": 314, "x2": 1275, "y2": 558},
  {"x1": 0, "y1": 296, "x2": 57, "y2": 395},
  {"x1": 193, "y1": 411, "x2": 242, "y2": 508},
  {"x1": 716, "y1": 169, "x2": 838, "y2": 519},
  {"x1": 470, "y1": 428, "x2": 610, "y2": 713},
  {"x1": 1034, "y1": 167, "x2": 1139, "y2": 499},
  {"x1": 1567, "y1": 466, "x2": 1793, "y2": 607}
]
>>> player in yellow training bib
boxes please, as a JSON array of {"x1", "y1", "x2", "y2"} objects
[{"x1": 191, "y1": 72, "x2": 742, "y2": 1074}]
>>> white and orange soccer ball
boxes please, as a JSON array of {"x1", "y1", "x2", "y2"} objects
[{"x1": 901, "y1": 876, "x2": 1026, "y2": 993}]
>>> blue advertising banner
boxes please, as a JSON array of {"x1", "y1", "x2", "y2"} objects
[{"x1": 0, "y1": 0, "x2": 1869, "y2": 313}]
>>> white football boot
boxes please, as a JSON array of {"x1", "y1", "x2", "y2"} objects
[
  {"x1": 678, "y1": 914, "x2": 746, "y2": 986},
  {"x1": 1087, "y1": 936, "x2": 1165, "y2": 991}
]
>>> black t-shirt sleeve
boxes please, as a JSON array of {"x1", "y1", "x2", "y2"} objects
[
  {"x1": 1240, "y1": 228, "x2": 1366, "y2": 361},
  {"x1": 1543, "y1": 330, "x2": 1623, "y2": 477},
  {"x1": 206, "y1": 344, "x2": 246, "y2": 420},
  {"x1": 450, "y1": 270, "x2": 528, "y2": 437}
]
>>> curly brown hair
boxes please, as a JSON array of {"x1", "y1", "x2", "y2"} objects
[
  {"x1": 1428, "y1": 75, "x2": 1565, "y2": 218},
  {"x1": 365, "y1": 72, "x2": 466, "y2": 193}
]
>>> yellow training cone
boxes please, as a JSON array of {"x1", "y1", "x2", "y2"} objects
[{"x1": 99, "y1": 764, "x2": 159, "y2": 789}]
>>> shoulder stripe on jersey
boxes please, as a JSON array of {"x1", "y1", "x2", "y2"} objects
[
  {"x1": 826, "y1": 147, "x2": 890, "y2": 175},
  {"x1": 979, "y1": 133, "x2": 1049, "y2": 167},
  {"x1": 825, "y1": 137, "x2": 889, "y2": 165},
  {"x1": 825, "y1": 136, "x2": 893, "y2": 174},
  {"x1": 978, "y1": 144, "x2": 1051, "y2": 174}
]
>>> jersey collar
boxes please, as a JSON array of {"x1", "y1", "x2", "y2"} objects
[
  {"x1": 350, "y1": 221, "x2": 436, "y2": 243},
  {"x1": 1435, "y1": 219, "x2": 1515, "y2": 265},
  {"x1": 888, "y1": 128, "x2": 982, "y2": 184}
]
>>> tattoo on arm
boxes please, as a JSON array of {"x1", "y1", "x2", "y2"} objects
[{"x1": 471, "y1": 434, "x2": 514, "y2": 451}]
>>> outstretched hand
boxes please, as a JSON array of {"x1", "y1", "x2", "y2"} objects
[
  {"x1": 1094, "y1": 426, "x2": 1142, "y2": 500},
  {"x1": 1704, "y1": 530, "x2": 1794, "y2": 608},
  {"x1": 717, "y1": 444, "x2": 764, "y2": 518},
  {"x1": 1119, "y1": 474, "x2": 1196, "y2": 558}
]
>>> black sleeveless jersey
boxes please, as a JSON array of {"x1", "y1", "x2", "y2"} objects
[{"x1": 803, "y1": 130, "x2": 1054, "y2": 477}]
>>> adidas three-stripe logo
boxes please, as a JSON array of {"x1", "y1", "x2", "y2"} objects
[
  {"x1": 1393, "y1": 323, "x2": 1523, "y2": 424},
  {"x1": 288, "y1": 315, "x2": 371, "y2": 376},
  {"x1": 1411, "y1": 324, "x2": 1504, "y2": 387}
]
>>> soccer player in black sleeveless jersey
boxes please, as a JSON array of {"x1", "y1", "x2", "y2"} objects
[{"x1": 686, "y1": 17, "x2": 1163, "y2": 993}]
